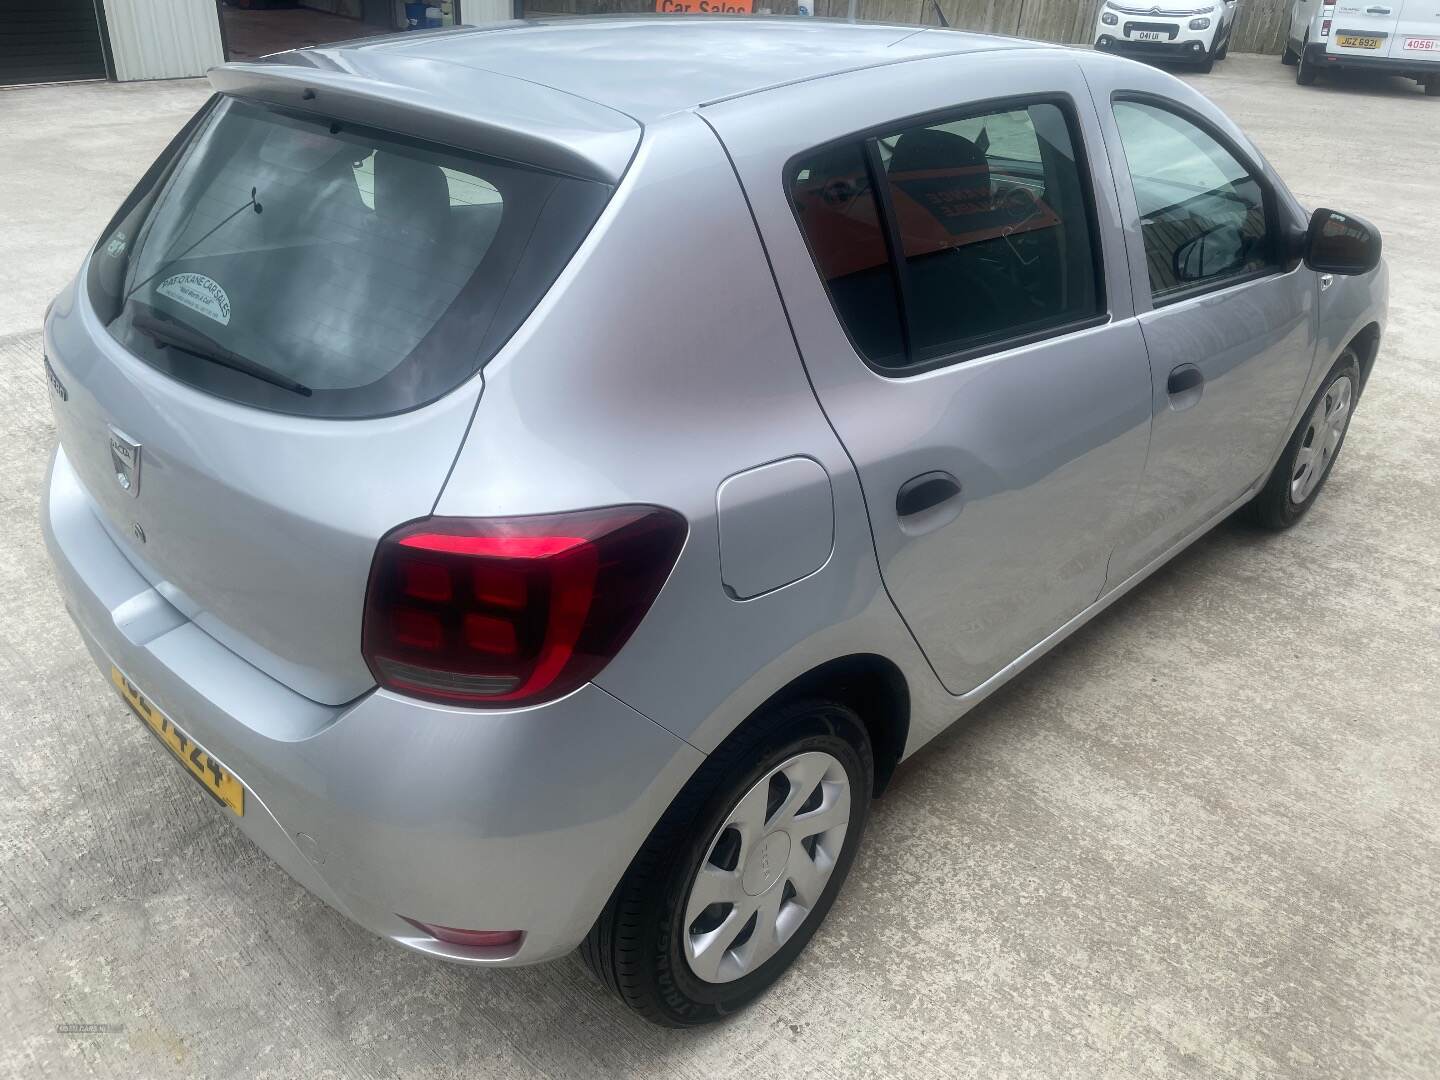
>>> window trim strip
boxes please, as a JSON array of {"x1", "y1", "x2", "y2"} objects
[{"x1": 863, "y1": 137, "x2": 914, "y2": 364}]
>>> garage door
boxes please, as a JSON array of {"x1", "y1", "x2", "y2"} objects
[{"x1": 0, "y1": 0, "x2": 109, "y2": 86}]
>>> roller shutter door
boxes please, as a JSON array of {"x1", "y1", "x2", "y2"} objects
[{"x1": 0, "y1": 0, "x2": 109, "y2": 86}]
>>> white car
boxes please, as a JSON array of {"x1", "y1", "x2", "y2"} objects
[
  {"x1": 1284, "y1": 0, "x2": 1440, "y2": 93},
  {"x1": 1094, "y1": 0, "x2": 1239, "y2": 72}
]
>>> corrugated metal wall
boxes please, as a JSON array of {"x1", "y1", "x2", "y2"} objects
[{"x1": 101, "y1": 0, "x2": 224, "y2": 81}]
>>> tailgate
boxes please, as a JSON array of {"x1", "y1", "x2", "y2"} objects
[
  {"x1": 46, "y1": 68, "x2": 628, "y2": 706},
  {"x1": 44, "y1": 285, "x2": 480, "y2": 705}
]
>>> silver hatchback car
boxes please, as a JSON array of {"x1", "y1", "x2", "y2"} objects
[{"x1": 42, "y1": 18, "x2": 1385, "y2": 1026}]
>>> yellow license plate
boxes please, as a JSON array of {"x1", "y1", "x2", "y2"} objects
[
  {"x1": 1336, "y1": 34, "x2": 1382, "y2": 49},
  {"x1": 111, "y1": 666, "x2": 244, "y2": 816}
]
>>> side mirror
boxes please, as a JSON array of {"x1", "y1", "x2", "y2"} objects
[
  {"x1": 1173, "y1": 222, "x2": 1246, "y2": 283},
  {"x1": 1304, "y1": 208, "x2": 1382, "y2": 275}
]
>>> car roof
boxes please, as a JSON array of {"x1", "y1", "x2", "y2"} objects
[{"x1": 285, "y1": 17, "x2": 1053, "y2": 123}]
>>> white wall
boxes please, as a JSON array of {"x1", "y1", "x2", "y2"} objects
[
  {"x1": 464, "y1": 0, "x2": 512, "y2": 22},
  {"x1": 101, "y1": 0, "x2": 225, "y2": 81}
]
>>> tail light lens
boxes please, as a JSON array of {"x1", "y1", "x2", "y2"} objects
[
  {"x1": 362, "y1": 506, "x2": 686, "y2": 708},
  {"x1": 400, "y1": 918, "x2": 522, "y2": 950}
]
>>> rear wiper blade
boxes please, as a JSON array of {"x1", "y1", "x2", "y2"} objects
[{"x1": 132, "y1": 310, "x2": 312, "y2": 397}]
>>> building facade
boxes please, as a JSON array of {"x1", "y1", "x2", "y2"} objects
[{"x1": 2, "y1": 0, "x2": 514, "y2": 86}]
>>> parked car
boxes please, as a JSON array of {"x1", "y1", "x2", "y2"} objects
[
  {"x1": 1284, "y1": 0, "x2": 1440, "y2": 92},
  {"x1": 1093, "y1": 0, "x2": 1239, "y2": 72},
  {"x1": 41, "y1": 19, "x2": 1386, "y2": 1027}
]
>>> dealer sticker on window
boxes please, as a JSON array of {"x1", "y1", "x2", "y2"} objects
[{"x1": 156, "y1": 273, "x2": 232, "y2": 326}]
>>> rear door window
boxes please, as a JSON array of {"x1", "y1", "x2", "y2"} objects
[
  {"x1": 788, "y1": 99, "x2": 1105, "y2": 373},
  {"x1": 87, "y1": 97, "x2": 610, "y2": 418}
]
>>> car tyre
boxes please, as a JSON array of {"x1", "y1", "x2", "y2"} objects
[
  {"x1": 1216, "y1": 33, "x2": 1229, "y2": 60},
  {"x1": 1296, "y1": 38, "x2": 1318, "y2": 84},
  {"x1": 581, "y1": 699, "x2": 873, "y2": 1027},
  {"x1": 1196, "y1": 52, "x2": 1216, "y2": 73},
  {"x1": 1244, "y1": 351, "x2": 1361, "y2": 530},
  {"x1": 1281, "y1": 34, "x2": 1299, "y2": 64},
  {"x1": 1425, "y1": 78, "x2": 1440, "y2": 96}
]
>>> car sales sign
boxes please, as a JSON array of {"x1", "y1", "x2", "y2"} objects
[{"x1": 656, "y1": 0, "x2": 753, "y2": 11}]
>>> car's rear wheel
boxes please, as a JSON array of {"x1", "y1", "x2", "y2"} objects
[
  {"x1": 1425, "y1": 77, "x2": 1440, "y2": 97},
  {"x1": 582, "y1": 699, "x2": 873, "y2": 1026},
  {"x1": 1244, "y1": 351, "x2": 1361, "y2": 530},
  {"x1": 1282, "y1": 34, "x2": 1299, "y2": 64}
]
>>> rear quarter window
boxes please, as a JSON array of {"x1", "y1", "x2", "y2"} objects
[{"x1": 87, "y1": 97, "x2": 611, "y2": 419}]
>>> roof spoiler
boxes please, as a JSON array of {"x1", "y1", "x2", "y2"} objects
[{"x1": 208, "y1": 56, "x2": 639, "y2": 184}]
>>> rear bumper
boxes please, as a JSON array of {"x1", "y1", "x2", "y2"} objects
[
  {"x1": 41, "y1": 446, "x2": 704, "y2": 966},
  {"x1": 1306, "y1": 41, "x2": 1440, "y2": 79}
]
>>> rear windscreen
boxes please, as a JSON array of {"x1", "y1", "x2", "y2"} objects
[{"x1": 87, "y1": 96, "x2": 611, "y2": 418}]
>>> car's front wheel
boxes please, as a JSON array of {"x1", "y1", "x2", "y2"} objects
[
  {"x1": 582, "y1": 699, "x2": 873, "y2": 1026},
  {"x1": 1245, "y1": 351, "x2": 1361, "y2": 530},
  {"x1": 1297, "y1": 37, "x2": 1319, "y2": 84}
]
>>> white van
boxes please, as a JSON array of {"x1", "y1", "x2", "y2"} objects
[
  {"x1": 1284, "y1": 0, "x2": 1440, "y2": 92},
  {"x1": 1093, "y1": 1, "x2": 1240, "y2": 72}
]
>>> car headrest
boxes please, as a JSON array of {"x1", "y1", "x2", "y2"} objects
[
  {"x1": 889, "y1": 128, "x2": 990, "y2": 194},
  {"x1": 373, "y1": 152, "x2": 450, "y2": 240}
]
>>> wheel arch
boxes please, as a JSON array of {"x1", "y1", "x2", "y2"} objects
[
  {"x1": 1347, "y1": 321, "x2": 1382, "y2": 393},
  {"x1": 744, "y1": 653, "x2": 910, "y2": 796}
]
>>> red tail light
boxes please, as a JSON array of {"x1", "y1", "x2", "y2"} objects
[
  {"x1": 362, "y1": 506, "x2": 686, "y2": 707},
  {"x1": 400, "y1": 918, "x2": 522, "y2": 949}
]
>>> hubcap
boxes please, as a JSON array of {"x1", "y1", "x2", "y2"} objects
[
  {"x1": 1291, "y1": 374, "x2": 1353, "y2": 505},
  {"x1": 682, "y1": 750, "x2": 850, "y2": 984}
]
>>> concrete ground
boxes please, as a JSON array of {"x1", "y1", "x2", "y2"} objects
[{"x1": 2, "y1": 52, "x2": 1438, "y2": 1080}]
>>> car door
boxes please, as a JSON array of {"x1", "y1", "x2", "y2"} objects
[
  {"x1": 1326, "y1": 0, "x2": 1402, "y2": 55},
  {"x1": 1091, "y1": 87, "x2": 1317, "y2": 581},
  {"x1": 1221, "y1": 0, "x2": 1240, "y2": 39},
  {"x1": 706, "y1": 53, "x2": 1153, "y2": 697},
  {"x1": 1388, "y1": 0, "x2": 1440, "y2": 61},
  {"x1": 1290, "y1": 0, "x2": 1320, "y2": 46}
]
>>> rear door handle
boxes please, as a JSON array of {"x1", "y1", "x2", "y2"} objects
[
  {"x1": 1166, "y1": 363, "x2": 1205, "y2": 410},
  {"x1": 1366, "y1": 6, "x2": 1391, "y2": 14},
  {"x1": 896, "y1": 471, "x2": 962, "y2": 519}
]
